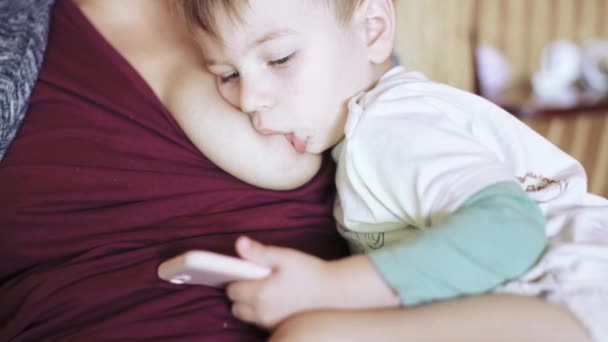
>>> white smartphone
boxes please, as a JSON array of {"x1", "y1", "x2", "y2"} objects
[{"x1": 157, "y1": 250, "x2": 271, "y2": 287}]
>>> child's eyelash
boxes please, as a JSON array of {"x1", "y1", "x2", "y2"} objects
[
  {"x1": 218, "y1": 53, "x2": 296, "y2": 83},
  {"x1": 269, "y1": 53, "x2": 296, "y2": 67},
  {"x1": 220, "y1": 71, "x2": 239, "y2": 84}
]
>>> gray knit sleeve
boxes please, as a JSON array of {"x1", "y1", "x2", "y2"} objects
[{"x1": 0, "y1": 0, "x2": 55, "y2": 160}]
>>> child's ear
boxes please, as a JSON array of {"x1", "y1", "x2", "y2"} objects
[{"x1": 357, "y1": 0, "x2": 395, "y2": 64}]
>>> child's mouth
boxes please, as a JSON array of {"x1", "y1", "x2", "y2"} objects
[{"x1": 285, "y1": 133, "x2": 306, "y2": 153}]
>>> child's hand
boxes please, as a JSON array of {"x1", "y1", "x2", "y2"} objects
[{"x1": 226, "y1": 236, "x2": 337, "y2": 329}]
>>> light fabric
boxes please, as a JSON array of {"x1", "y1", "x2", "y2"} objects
[{"x1": 333, "y1": 66, "x2": 608, "y2": 342}]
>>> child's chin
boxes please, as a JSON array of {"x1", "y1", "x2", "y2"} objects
[{"x1": 305, "y1": 146, "x2": 329, "y2": 156}]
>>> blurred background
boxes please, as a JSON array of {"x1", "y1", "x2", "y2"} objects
[{"x1": 393, "y1": 0, "x2": 608, "y2": 197}]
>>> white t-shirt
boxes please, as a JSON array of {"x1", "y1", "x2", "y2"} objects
[{"x1": 332, "y1": 66, "x2": 606, "y2": 251}]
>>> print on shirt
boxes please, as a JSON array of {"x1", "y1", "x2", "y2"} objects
[
  {"x1": 517, "y1": 172, "x2": 567, "y2": 203},
  {"x1": 337, "y1": 223, "x2": 385, "y2": 253}
]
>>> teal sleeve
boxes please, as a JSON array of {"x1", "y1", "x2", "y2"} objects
[{"x1": 368, "y1": 181, "x2": 547, "y2": 306}]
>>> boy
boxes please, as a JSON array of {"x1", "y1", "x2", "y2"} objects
[{"x1": 176, "y1": 0, "x2": 608, "y2": 340}]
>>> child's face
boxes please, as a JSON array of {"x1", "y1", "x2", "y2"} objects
[{"x1": 201, "y1": 0, "x2": 376, "y2": 154}]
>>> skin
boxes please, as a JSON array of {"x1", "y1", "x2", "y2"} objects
[
  {"x1": 74, "y1": 0, "x2": 323, "y2": 191},
  {"x1": 269, "y1": 295, "x2": 589, "y2": 342},
  {"x1": 195, "y1": 0, "x2": 591, "y2": 340}
]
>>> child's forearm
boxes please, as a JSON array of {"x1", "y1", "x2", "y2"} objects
[
  {"x1": 323, "y1": 183, "x2": 546, "y2": 310},
  {"x1": 325, "y1": 254, "x2": 401, "y2": 309}
]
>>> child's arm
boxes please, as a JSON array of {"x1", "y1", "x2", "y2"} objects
[
  {"x1": 369, "y1": 181, "x2": 547, "y2": 306},
  {"x1": 335, "y1": 84, "x2": 548, "y2": 308},
  {"x1": 224, "y1": 182, "x2": 546, "y2": 329}
]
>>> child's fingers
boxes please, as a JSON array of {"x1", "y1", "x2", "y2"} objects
[
  {"x1": 231, "y1": 302, "x2": 256, "y2": 324},
  {"x1": 226, "y1": 280, "x2": 256, "y2": 303},
  {"x1": 235, "y1": 236, "x2": 287, "y2": 267},
  {"x1": 229, "y1": 281, "x2": 279, "y2": 328}
]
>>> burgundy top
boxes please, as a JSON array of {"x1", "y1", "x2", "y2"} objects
[{"x1": 0, "y1": 1, "x2": 348, "y2": 340}]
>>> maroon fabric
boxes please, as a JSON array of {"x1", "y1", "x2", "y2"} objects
[{"x1": 0, "y1": 1, "x2": 348, "y2": 340}]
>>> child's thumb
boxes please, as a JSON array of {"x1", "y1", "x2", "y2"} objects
[{"x1": 235, "y1": 236, "x2": 277, "y2": 267}]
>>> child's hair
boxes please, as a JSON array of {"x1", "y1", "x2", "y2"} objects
[{"x1": 175, "y1": 0, "x2": 364, "y2": 38}]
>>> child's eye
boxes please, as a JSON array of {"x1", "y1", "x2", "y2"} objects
[
  {"x1": 269, "y1": 53, "x2": 295, "y2": 67},
  {"x1": 220, "y1": 71, "x2": 239, "y2": 83}
]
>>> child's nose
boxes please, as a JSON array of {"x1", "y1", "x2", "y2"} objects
[
  {"x1": 240, "y1": 82, "x2": 274, "y2": 115},
  {"x1": 251, "y1": 112, "x2": 274, "y2": 135}
]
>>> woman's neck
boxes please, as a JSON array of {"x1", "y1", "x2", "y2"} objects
[
  {"x1": 73, "y1": 0, "x2": 173, "y2": 26},
  {"x1": 73, "y1": 0, "x2": 191, "y2": 48},
  {"x1": 72, "y1": 0, "x2": 202, "y2": 100}
]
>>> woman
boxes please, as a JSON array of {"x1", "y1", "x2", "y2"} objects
[
  {"x1": 0, "y1": 1, "x2": 590, "y2": 341},
  {"x1": 0, "y1": 0, "x2": 348, "y2": 340}
]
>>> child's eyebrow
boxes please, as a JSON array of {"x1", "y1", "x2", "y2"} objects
[
  {"x1": 204, "y1": 28, "x2": 298, "y2": 65},
  {"x1": 249, "y1": 29, "x2": 296, "y2": 50}
]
